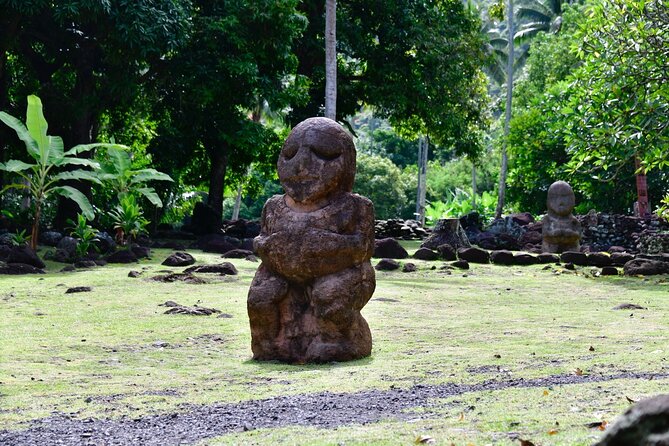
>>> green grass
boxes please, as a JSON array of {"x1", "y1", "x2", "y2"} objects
[{"x1": 1, "y1": 243, "x2": 668, "y2": 445}]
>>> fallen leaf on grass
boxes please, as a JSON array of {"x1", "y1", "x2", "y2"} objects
[
  {"x1": 519, "y1": 440, "x2": 537, "y2": 446},
  {"x1": 626, "y1": 396, "x2": 637, "y2": 403},
  {"x1": 547, "y1": 429, "x2": 558, "y2": 435},
  {"x1": 458, "y1": 413, "x2": 465, "y2": 421},
  {"x1": 415, "y1": 435, "x2": 435, "y2": 444},
  {"x1": 574, "y1": 368, "x2": 584, "y2": 376},
  {"x1": 543, "y1": 390, "x2": 550, "y2": 396}
]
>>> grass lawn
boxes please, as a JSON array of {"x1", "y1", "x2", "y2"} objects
[{"x1": 1, "y1": 241, "x2": 668, "y2": 445}]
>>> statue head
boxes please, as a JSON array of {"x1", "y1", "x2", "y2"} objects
[
  {"x1": 277, "y1": 117, "x2": 356, "y2": 206},
  {"x1": 547, "y1": 181, "x2": 576, "y2": 217}
]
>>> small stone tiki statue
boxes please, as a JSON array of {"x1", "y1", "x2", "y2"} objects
[
  {"x1": 247, "y1": 117, "x2": 376, "y2": 363},
  {"x1": 542, "y1": 181, "x2": 582, "y2": 253}
]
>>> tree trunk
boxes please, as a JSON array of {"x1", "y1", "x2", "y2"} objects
[
  {"x1": 53, "y1": 64, "x2": 96, "y2": 229},
  {"x1": 30, "y1": 203, "x2": 41, "y2": 251},
  {"x1": 324, "y1": 0, "x2": 337, "y2": 120},
  {"x1": 496, "y1": 0, "x2": 514, "y2": 219},
  {"x1": 635, "y1": 156, "x2": 649, "y2": 217},
  {"x1": 207, "y1": 150, "x2": 228, "y2": 218},
  {"x1": 231, "y1": 183, "x2": 243, "y2": 220},
  {"x1": 472, "y1": 161, "x2": 477, "y2": 209},
  {"x1": 415, "y1": 136, "x2": 428, "y2": 226}
]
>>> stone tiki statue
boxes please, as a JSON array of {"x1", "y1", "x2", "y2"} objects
[
  {"x1": 542, "y1": 181, "x2": 581, "y2": 253},
  {"x1": 247, "y1": 117, "x2": 376, "y2": 363}
]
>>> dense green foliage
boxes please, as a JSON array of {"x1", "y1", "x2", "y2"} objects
[
  {"x1": 293, "y1": 0, "x2": 490, "y2": 157},
  {"x1": 353, "y1": 153, "x2": 415, "y2": 219},
  {"x1": 0, "y1": 95, "x2": 112, "y2": 248},
  {"x1": 1, "y1": 0, "x2": 667, "y2": 230},
  {"x1": 506, "y1": 0, "x2": 669, "y2": 215}
]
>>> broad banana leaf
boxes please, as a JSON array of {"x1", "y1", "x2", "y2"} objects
[
  {"x1": 105, "y1": 146, "x2": 132, "y2": 174},
  {"x1": 0, "y1": 159, "x2": 36, "y2": 172},
  {"x1": 26, "y1": 95, "x2": 50, "y2": 161},
  {"x1": 0, "y1": 111, "x2": 39, "y2": 159},
  {"x1": 51, "y1": 186, "x2": 95, "y2": 220},
  {"x1": 130, "y1": 169, "x2": 173, "y2": 184},
  {"x1": 52, "y1": 170, "x2": 103, "y2": 184},
  {"x1": 137, "y1": 187, "x2": 163, "y2": 207},
  {"x1": 47, "y1": 135, "x2": 65, "y2": 165},
  {"x1": 56, "y1": 157, "x2": 100, "y2": 169},
  {"x1": 65, "y1": 143, "x2": 128, "y2": 156}
]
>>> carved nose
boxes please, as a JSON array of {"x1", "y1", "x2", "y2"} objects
[{"x1": 294, "y1": 146, "x2": 312, "y2": 173}]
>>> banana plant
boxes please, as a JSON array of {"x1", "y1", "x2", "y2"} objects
[
  {"x1": 0, "y1": 95, "x2": 125, "y2": 250},
  {"x1": 96, "y1": 146, "x2": 173, "y2": 207}
]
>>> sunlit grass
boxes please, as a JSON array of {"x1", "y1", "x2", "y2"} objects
[{"x1": 1, "y1": 243, "x2": 668, "y2": 445}]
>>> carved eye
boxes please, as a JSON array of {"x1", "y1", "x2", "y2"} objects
[
  {"x1": 281, "y1": 143, "x2": 298, "y2": 160},
  {"x1": 311, "y1": 144, "x2": 341, "y2": 161}
]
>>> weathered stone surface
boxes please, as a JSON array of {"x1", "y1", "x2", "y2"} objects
[
  {"x1": 561, "y1": 251, "x2": 588, "y2": 265},
  {"x1": 421, "y1": 218, "x2": 470, "y2": 251},
  {"x1": 518, "y1": 230, "x2": 542, "y2": 246},
  {"x1": 105, "y1": 249, "x2": 138, "y2": 264},
  {"x1": 0, "y1": 262, "x2": 45, "y2": 275},
  {"x1": 93, "y1": 232, "x2": 116, "y2": 254},
  {"x1": 587, "y1": 252, "x2": 613, "y2": 267},
  {"x1": 0, "y1": 244, "x2": 10, "y2": 261},
  {"x1": 452, "y1": 259, "x2": 470, "y2": 269},
  {"x1": 510, "y1": 212, "x2": 534, "y2": 226},
  {"x1": 457, "y1": 247, "x2": 490, "y2": 264},
  {"x1": 375, "y1": 219, "x2": 427, "y2": 240},
  {"x1": 436, "y1": 243, "x2": 457, "y2": 261},
  {"x1": 373, "y1": 237, "x2": 408, "y2": 259},
  {"x1": 66, "y1": 286, "x2": 92, "y2": 294},
  {"x1": 611, "y1": 252, "x2": 635, "y2": 266},
  {"x1": 40, "y1": 231, "x2": 63, "y2": 247},
  {"x1": 196, "y1": 234, "x2": 242, "y2": 254},
  {"x1": 74, "y1": 260, "x2": 98, "y2": 269},
  {"x1": 413, "y1": 247, "x2": 439, "y2": 261},
  {"x1": 594, "y1": 394, "x2": 669, "y2": 446},
  {"x1": 542, "y1": 181, "x2": 582, "y2": 253},
  {"x1": 490, "y1": 250, "x2": 514, "y2": 265},
  {"x1": 536, "y1": 253, "x2": 560, "y2": 264},
  {"x1": 131, "y1": 245, "x2": 151, "y2": 259},
  {"x1": 600, "y1": 266, "x2": 619, "y2": 276},
  {"x1": 6, "y1": 245, "x2": 45, "y2": 269},
  {"x1": 513, "y1": 253, "x2": 538, "y2": 265},
  {"x1": 624, "y1": 259, "x2": 669, "y2": 276},
  {"x1": 184, "y1": 263, "x2": 238, "y2": 275},
  {"x1": 402, "y1": 262, "x2": 417, "y2": 272},
  {"x1": 485, "y1": 217, "x2": 527, "y2": 251},
  {"x1": 162, "y1": 251, "x2": 196, "y2": 267},
  {"x1": 375, "y1": 258, "x2": 401, "y2": 271},
  {"x1": 222, "y1": 249, "x2": 254, "y2": 259},
  {"x1": 248, "y1": 117, "x2": 376, "y2": 363},
  {"x1": 56, "y1": 236, "x2": 78, "y2": 260}
]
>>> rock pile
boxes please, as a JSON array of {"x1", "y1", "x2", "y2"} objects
[{"x1": 374, "y1": 219, "x2": 429, "y2": 240}]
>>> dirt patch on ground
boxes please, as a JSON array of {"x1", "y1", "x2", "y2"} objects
[{"x1": 2, "y1": 371, "x2": 667, "y2": 446}]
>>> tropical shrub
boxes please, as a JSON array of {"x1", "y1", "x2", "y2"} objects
[
  {"x1": 425, "y1": 189, "x2": 498, "y2": 225},
  {"x1": 0, "y1": 95, "x2": 123, "y2": 250},
  {"x1": 109, "y1": 195, "x2": 149, "y2": 246},
  {"x1": 67, "y1": 214, "x2": 99, "y2": 259}
]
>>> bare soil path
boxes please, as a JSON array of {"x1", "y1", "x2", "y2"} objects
[{"x1": 2, "y1": 371, "x2": 666, "y2": 446}]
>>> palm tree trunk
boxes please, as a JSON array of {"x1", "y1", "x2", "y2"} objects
[
  {"x1": 324, "y1": 0, "x2": 337, "y2": 120},
  {"x1": 496, "y1": 0, "x2": 514, "y2": 219},
  {"x1": 415, "y1": 136, "x2": 428, "y2": 226}
]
